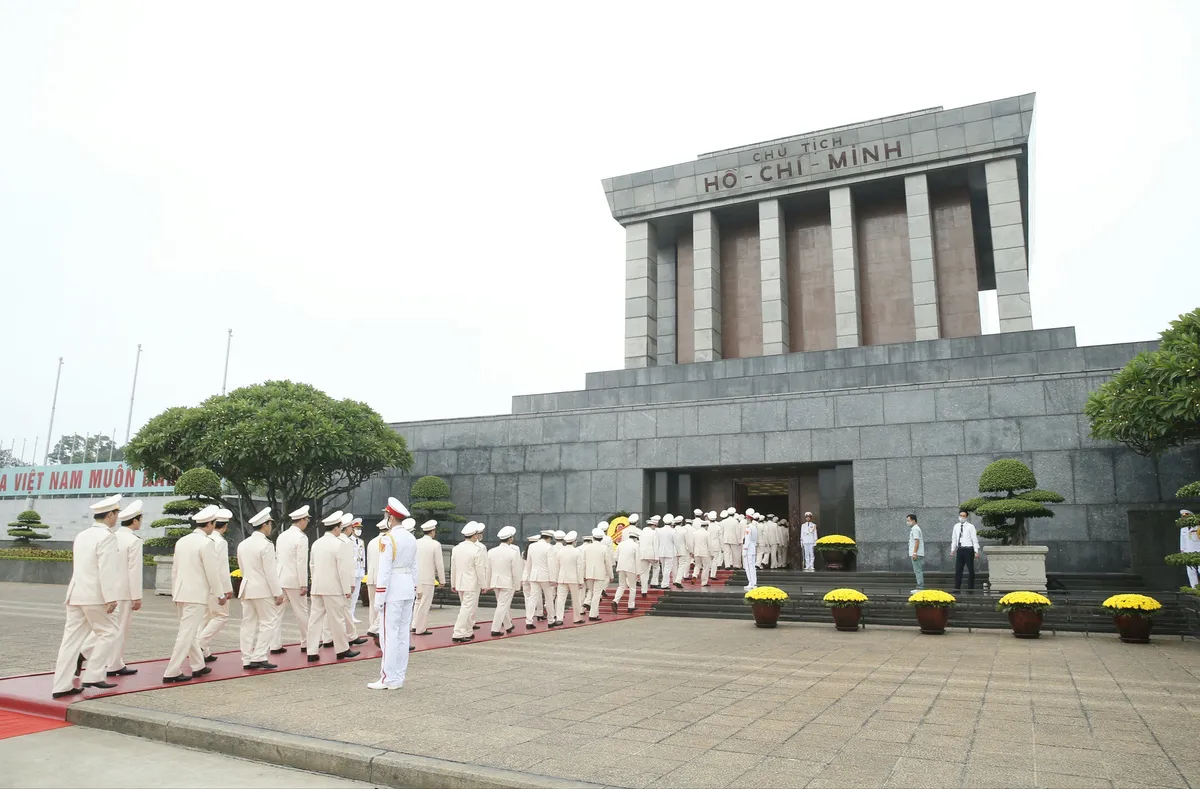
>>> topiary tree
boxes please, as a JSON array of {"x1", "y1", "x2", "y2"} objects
[
  {"x1": 960, "y1": 459, "x2": 1064, "y2": 546},
  {"x1": 410, "y1": 476, "x2": 466, "y2": 537},
  {"x1": 143, "y1": 467, "x2": 224, "y2": 550},
  {"x1": 7, "y1": 509, "x2": 51, "y2": 546}
]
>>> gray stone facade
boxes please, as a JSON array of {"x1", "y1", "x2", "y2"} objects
[{"x1": 352, "y1": 327, "x2": 1197, "y2": 575}]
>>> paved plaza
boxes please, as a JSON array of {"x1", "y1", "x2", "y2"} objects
[{"x1": 7, "y1": 582, "x2": 1200, "y2": 788}]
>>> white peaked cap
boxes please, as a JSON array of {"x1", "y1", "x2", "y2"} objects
[
  {"x1": 420, "y1": 519, "x2": 437, "y2": 532},
  {"x1": 321, "y1": 510, "x2": 344, "y2": 526},
  {"x1": 248, "y1": 507, "x2": 272, "y2": 527},
  {"x1": 596, "y1": 521, "x2": 609, "y2": 531},
  {"x1": 289, "y1": 504, "x2": 311, "y2": 519},
  {"x1": 694, "y1": 508, "x2": 703, "y2": 517},
  {"x1": 707, "y1": 511, "x2": 717, "y2": 519},
  {"x1": 527, "y1": 534, "x2": 540, "y2": 542},
  {"x1": 746, "y1": 508, "x2": 756, "y2": 517},
  {"x1": 215, "y1": 508, "x2": 233, "y2": 521},
  {"x1": 629, "y1": 513, "x2": 640, "y2": 524},
  {"x1": 117, "y1": 499, "x2": 143, "y2": 520},
  {"x1": 399, "y1": 517, "x2": 416, "y2": 531},
  {"x1": 377, "y1": 518, "x2": 389, "y2": 531},
  {"x1": 384, "y1": 497, "x2": 410, "y2": 519},
  {"x1": 592, "y1": 527, "x2": 606, "y2": 539},
  {"x1": 625, "y1": 527, "x2": 640, "y2": 538},
  {"x1": 805, "y1": 511, "x2": 813, "y2": 517},
  {"x1": 192, "y1": 504, "x2": 220, "y2": 524},
  {"x1": 90, "y1": 494, "x2": 122, "y2": 514},
  {"x1": 582, "y1": 533, "x2": 594, "y2": 541},
  {"x1": 1183, "y1": 510, "x2": 1195, "y2": 517},
  {"x1": 497, "y1": 525, "x2": 516, "y2": 539},
  {"x1": 340, "y1": 512, "x2": 355, "y2": 526},
  {"x1": 564, "y1": 531, "x2": 577, "y2": 543},
  {"x1": 540, "y1": 530, "x2": 554, "y2": 537},
  {"x1": 648, "y1": 515, "x2": 660, "y2": 523},
  {"x1": 350, "y1": 517, "x2": 363, "y2": 527},
  {"x1": 664, "y1": 513, "x2": 674, "y2": 523},
  {"x1": 554, "y1": 530, "x2": 566, "y2": 540},
  {"x1": 461, "y1": 523, "x2": 477, "y2": 536}
]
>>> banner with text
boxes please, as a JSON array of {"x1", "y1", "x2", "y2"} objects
[{"x1": 0, "y1": 462, "x2": 176, "y2": 499}]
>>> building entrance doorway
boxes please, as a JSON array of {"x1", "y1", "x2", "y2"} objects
[{"x1": 734, "y1": 479, "x2": 790, "y2": 520}]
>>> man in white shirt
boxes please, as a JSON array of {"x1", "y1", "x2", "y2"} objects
[
  {"x1": 800, "y1": 512, "x2": 818, "y2": 572},
  {"x1": 637, "y1": 517, "x2": 659, "y2": 596},
  {"x1": 583, "y1": 526, "x2": 613, "y2": 619},
  {"x1": 693, "y1": 519, "x2": 713, "y2": 586},
  {"x1": 197, "y1": 509, "x2": 235, "y2": 661},
  {"x1": 347, "y1": 517, "x2": 366, "y2": 624},
  {"x1": 907, "y1": 514, "x2": 925, "y2": 593},
  {"x1": 80, "y1": 498, "x2": 144, "y2": 677},
  {"x1": 450, "y1": 523, "x2": 489, "y2": 641},
  {"x1": 164, "y1": 505, "x2": 229, "y2": 682},
  {"x1": 657, "y1": 515, "x2": 677, "y2": 590},
  {"x1": 237, "y1": 508, "x2": 284, "y2": 669},
  {"x1": 413, "y1": 519, "x2": 445, "y2": 636},
  {"x1": 269, "y1": 505, "x2": 312, "y2": 654},
  {"x1": 612, "y1": 529, "x2": 640, "y2": 612},
  {"x1": 51, "y1": 495, "x2": 123, "y2": 698},
  {"x1": 368, "y1": 497, "x2": 419, "y2": 690},
  {"x1": 487, "y1": 526, "x2": 523, "y2": 635},
  {"x1": 524, "y1": 531, "x2": 554, "y2": 629},
  {"x1": 365, "y1": 518, "x2": 389, "y2": 638},
  {"x1": 950, "y1": 510, "x2": 981, "y2": 592},
  {"x1": 553, "y1": 532, "x2": 585, "y2": 626},
  {"x1": 305, "y1": 512, "x2": 359, "y2": 661}
]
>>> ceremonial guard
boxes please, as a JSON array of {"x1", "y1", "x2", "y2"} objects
[
  {"x1": 637, "y1": 516, "x2": 659, "y2": 596},
  {"x1": 81, "y1": 498, "x2": 144, "y2": 677},
  {"x1": 164, "y1": 505, "x2": 228, "y2": 683},
  {"x1": 347, "y1": 517, "x2": 366, "y2": 624},
  {"x1": 612, "y1": 528, "x2": 639, "y2": 612},
  {"x1": 706, "y1": 512, "x2": 722, "y2": 576},
  {"x1": 525, "y1": 531, "x2": 553, "y2": 628},
  {"x1": 521, "y1": 534, "x2": 540, "y2": 621},
  {"x1": 553, "y1": 531, "x2": 585, "y2": 626},
  {"x1": 365, "y1": 518, "x2": 389, "y2": 638},
  {"x1": 305, "y1": 511, "x2": 359, "y2": 661},
  {"x1": 1181, "y1": 510, "x2": 1199, "y2": 588},
  {"x1": 776, "y1": 518, "x2": 791, "y2": 568},
  {"x1": 693, "y1": 517, "x2": 713, "y2": 586},
  {"x1": 331, "y1": 512, "x2": 361, "y2": 646},
  {"x1": 800, "y1": 512, "x2": 818, "y2": 572},
  {"x1": 269, "y1": 505, "x2": 311, "y2": 654},
  {"x1": 721, "y1": 509, "x2": 741, "y2": 569},
  {"x1": 548, "y1": 530, "x2": 564, "y2": 609},
  {"x1": 757, "y1": 517, "x2": 774, "y2": 570},
  {"x1": 51, "y1": 495, "x2": 123, "y2": 698},
  {"x1": 197, "y1": 508, "x2": 235, "y2": 661},
  {"x1": 369, "y1": 497, "x2": 419, "y2": 690},
  {"x1": 413, "y1": 519, "x2": 444, "y2": 636},
  {"x1": 450, "y1": 523, "x2": 489, "y2": 642},
  {"x1": 487, "y1": 526, "x2": 523, "y2": 635},
  {"x1": 672, "y1": 515, "x2": 689, "y2": 588},
  {"x1": 656, "y1": 515, "x2": 677, "y2": 590},
  {"x1": 742, "y1": 510, "x2": 759, "y2": 591},
  {"x1": 237, "y1": 508, "x2": 284, "y2": 669},
  {"x1": 583, "y1": 526, "x2": 612, "y2": 619}
]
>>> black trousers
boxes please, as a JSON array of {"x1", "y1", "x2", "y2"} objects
[{"x1": 954, "y1": 549, "x2": 976, "y2": 590}]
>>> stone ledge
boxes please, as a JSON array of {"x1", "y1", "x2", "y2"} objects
[{"x1": 68, "y1": 701, "x2": 603, "y2": 789}]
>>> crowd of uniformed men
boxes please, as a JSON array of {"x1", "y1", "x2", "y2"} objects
[{"x1": 50, "y1": 494, "x2": 819, "y2": 698}]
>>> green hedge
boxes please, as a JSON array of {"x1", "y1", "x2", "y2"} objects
[{"x1": 0, "y1": 548, "x2": 155, "y2": 566}]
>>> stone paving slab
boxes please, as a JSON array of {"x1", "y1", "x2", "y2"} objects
[{"x1": 71, "y1": 613, "x2": 1200, "y2": 789}]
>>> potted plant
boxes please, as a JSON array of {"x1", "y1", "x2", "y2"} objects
[
  {"x1": 1101, "y1": 593, "x2": 1162, "y2": 643},
  {"x1": 813, "y1": 535, "x2": 857, "y2": 571},
  {"x1": 230, "y1": 567, "x2": 242, "y2": 596},
  {"x1": 823, "y1": 588, "x2": 867, "y2": 631},
  {"x1": 960, "y1": 459, "x2": 1063, "y2": 592},
  {"x1": 996, "y1": 591, "x2": 1052, "y2": 638},
  {"x1": 907, "y1": 590, "x2": 956, "y2": 634},
  {"x1": 744, "y1": 586, "x2": 788, "y2": 628}
]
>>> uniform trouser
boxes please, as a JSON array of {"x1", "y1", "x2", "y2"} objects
[
  {"x1": 164, "y1": 602, "x2": 209, "y2": 678},
  {"x1": 453, "y1": 591, "x2": 479, "y2": 638},
  {"x1": 648, "y1": 561, "x2": 661, "y2": 589},
  {"x1": 367, "y1": 587, "x2": 380, "y2": 634},
  {"x1": 81, "y1": 599, "x2": 133, "y2": 671},
  {"x1": 1189, "y1": 566, "x2": 1199, "y2": 588},
  {"x1": 349, "y1": 580, "x2": 362, "y2": 621},
  {"x1": 659, "y1": 556, "x2": 676, "y2": 588},
  {"x1": 613, "y1": 571, "x2": 637, "y2": 609},
  {"x1": 720, "y1": 544, "x2": 733, "y2": 568},
  {"x1": 776, "y1": 544, "x2": 787, "y2": 567},
  {"x1": 270, "y1": 587, "x2": 309, "y2": 650},
  {"x1": 803, "y1": 543, "x2": 816, "y2": 571},
  {"x1": 743, "y1": 548, "x2": 758, "y2": 589},
  {"x1": 954, "y1": 550, "x2": 977, "y2": 590},
  {"x1": 683, "y1": 554, "x2": 694, "y2": 578},
  {"x1": 695, "y1": 556, "x2": 712, "y2": 585},
  {"x1": 412, "y1": 583, "x2": 434, "y2": 633},
  {"x1": 637, "y1": 560, "x2": 653, "y2": 595},
  {"x1": 379, "y1": 597, "x2": 413, "y2": 686},
  {"x1": 52, "y1": 604, "x2": 118, "y2": 694},
  {"x1": 757, "y1": 547, "x2": 768, "y2": 568},
  {"x1": 585, "y1": 579, "x2": 606, "y2": 616},
  {"x1": 343, "y1": 597, "x2": 358, "y2": 641},
  {"x1": 239, "y1": 597, "x2": 276, "y2": 664},
  {"x1": 491, "y1": 588, "x2": 515, "y2": 633},
  {"x1": 306, "y1": 595, "x2": 350, "y2": 655},
  {"x1": 197, "y1": 596, "x2": 230, "y2": 656},
  {"x1": 526, "y1": 581, "x2": 551, "y2": 623},
  {"x1": 554, "y1": 583, "x2": 584, "y2": 623}
]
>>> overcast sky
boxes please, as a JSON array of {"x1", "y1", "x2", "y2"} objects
[{"x1": 0, "y1": 1, "x2": 1197, "y2": 461}]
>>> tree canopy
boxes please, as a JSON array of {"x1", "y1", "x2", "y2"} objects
[
  {"x1": 46, "y1": 434, "x2": 125, "y2": 464},
  {"x1": 126, "y1": 380, "x2": 412, "y2": 531},
  {"x1": 7, "y1": 509, "x2": 50, "y2": 546},
  {"x1": 961, "y1": 459, "x2": 1063, "y2": 546},
  {"x1": 410, "y1": 475, "x2": 466, "y2": 536},
  {"x1": 1085, "y1": 307, "x2": 1200, "y2": 456}
]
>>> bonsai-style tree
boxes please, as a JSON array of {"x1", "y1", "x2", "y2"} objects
[
  {"x1": 144, "y1": 467, "x2": 223, "y2": 551},
  {"x1": 960, "y1": 459, "x2": 1064, "y2": 546},
  {"x1": 410, "y1": 476, "x2": 466, "y2": 537},
  {"x1": 7, "y1": 509, "x2": 51, "y2": 546}
]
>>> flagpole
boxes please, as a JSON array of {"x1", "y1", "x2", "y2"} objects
[
  {"x1": 43, "y1": 357, "x2": 63, "y2": 464},
  {"x1": 125, "y1": 344, "x2": 142, "y2": 444},
  {"x1": 221, "y1": 329, "x2": 232, "y2": 396}
]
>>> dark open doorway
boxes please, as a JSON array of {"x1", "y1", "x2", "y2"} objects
[{"x1": 734, "y1": 479, "x2": 790, "y2": 520}]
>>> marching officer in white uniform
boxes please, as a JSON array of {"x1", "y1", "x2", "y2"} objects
[
  {"x1": 365, "y1": 517, "x2": 388, "y2": 638},
  {"x1": 369, "y1": 497, "x2": 419, "y2": 690},
  {"x1": 51, "y1": 495, "x2": 124, "y2": 698},
  {"x1": 1181, "y1": 509, "x2": 1199, "y2": 588},
  {"x1": 637, "y1": 516, "x2": 659, "y2": 596},
  {"x1": 611, "y1": 528, "x2": 639, "y2": 613},
  {"x1": 525, "y1": 531, "x2": 553, "y2": 629},
  {"x1": 197, "y1": 508, "x2": 235, "y2": 661},
  {"x1": 583, "y1": 526, "x2": 612, "y2": 619},
  {"x1": 553, "y1": 531, "x2": 585, "y2": 626},
  {"x1": 693, "y1": 518, "x2": 713, "y2": 586},
  {"x1": 656, "y1": 515, "x2": 677, "y2": 590},
  {"x1": 487, "y1": 526, "x2": 523, "y2": 635},
  {"x1": 450, "y1": 522, "x2": 489, "y2": 642},
  {"x1": 413, "y1": 518, "x2": 444, "y2": 636},
  {"x1": 269, "y1": 505, "x2": 312, "y2": 654},
  {"x1": 305, "y1": 511, "x2": 359, "y2": 661},
  {"x1": 80, "y1": 498, "x2": 144, "y2": 677},
  {"x1": 331, "y1": 512, "x2": 363, "y2": 646},
  {"x1": 237, "y1": 507, "x2": 284, "y2": 669},
  {"x1": 521, "y1": 534, "x2": 540, "y2": 620},
  {"x1": 164, "y1": 505, "x2": 229, "y2": 683}
]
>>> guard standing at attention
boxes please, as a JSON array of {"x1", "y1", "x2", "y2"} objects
[{"x1": 368, "y1": 497, "x2": 419, "y2": 690}]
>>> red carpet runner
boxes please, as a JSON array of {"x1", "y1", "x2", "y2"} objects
[{"x1": 0, "y1": 571, "x2": 731, "y2": 722}]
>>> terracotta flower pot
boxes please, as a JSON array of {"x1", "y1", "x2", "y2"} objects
[
  {"x1": 1114, "y1": 613, "x2": 1153, "y2": 643},
  {"x1": 1008, "y1": 608, "x2": 1043, "y2": 639},
  {"x1": 751, "y1": 602, "x2": 781, "y2": 628},
  {"x1": 230, "y1": 576, "x2": 241, "y2": 597},
  {"x1": 821, "y1": 549, "x2": 849, "y2": 571},
  {"x1": 831, "y1": 606, "x2": 862, "y2": 632},
  {"x1": 914, "y1": 605, "x2": 949, "y2": 634}
]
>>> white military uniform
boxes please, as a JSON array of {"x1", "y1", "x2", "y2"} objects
[
  {"x1": 693, "y1": 523, "x2": 713, "y2": 585},
  {"x1": 333, "y1": 523, "x2": 359, "y2": 643},
  {"x1": 372, "y1": 523, "x2": 418, "y2": 689},
  {"x1": 487, "y1": 529, "x2": 523, "y2": 634},
  {"x1": 450, "y1": 525, "x2": 489, "y2": 639},
  {"x1": 1181, "y1": 510, "x2": 1199, "y2": 588},
  {"x1": 521, "y1": 535, "x2": 539, "y2": 621},
  {"x1": 270, "y1": 516, "x2": 311, "y2": 651},
  {"x1": 582, "y1": 532, "x2": 612, "y2": 617},
  {"x1": 742, "y1": 519, "x2": 759, "y2": 590},
  {"x1": 721, "y1": 511, "x2": 741, "y2": 569},
  {"x1": 365, "y1": 522, "x2": 388, "y2": 635},
  {"x1": 553, "y1": 537, "x2": 585, "y2": 624},
  {"x1": 81, "y1": 500, "x2": 143, "y2": 675},
  {"x1": 525, "y1": 534, "x2": 553, "y2": 626},
  {"x1": 348, "y1": 526, "x2": 366, "y2": 623},
  {"x1": 51, "y1": 497, "x2": 123, "y2": 696},
  {"x1": 672, "y1": 519, "x2": 690, "y2": 585},
  {"x1": 613, "y1": 533, "x2": 639, "y2": 611},
  {"x1": 637, "y1": 522, "x2": 659, "y2": 594},
  {"x1": 413, "y1": 523, "x2": 445, "y2": 634},
  {"x1": 165, "y1": 511, "x2": 227, "y2": 679},
  {"x1": 801, "y1": 517, "x2": 818, "y2": 572},
  {"x1": 306, "y1": 525, "x2": 353, "y2": 656},
  {"x1": 197, "y1": 522, "x2": 234, "y2": 658},
  {"x1": 656, "y1": 518, "x2": 677, "y2": 589},
  {"x1": 236, "y1": 513, "x2": 283, "y2": 666},
  {"x1": 547, "y1": 533, "x2": 563, "y2": 606},
  {"x1": 776, "y1": 520, "x2": 790, "y2": 567}
]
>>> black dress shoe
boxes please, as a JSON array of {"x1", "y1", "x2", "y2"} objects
[
  {"x1": 409, "y1": 645, "x2": 415, "y2": 651},
  {"x1": 204, "y1": 654, "x2": 218, "y2": 663},
  {"x1": 307, "y1": 654, "x2": 320, "y2": 662},
  {"x1": 162, "y1": 675, "x2": 191, "y2": 683},
  {"x1": 336, "y1": 650, "x2": 360, "y2": 659},
  {"x1": 269, "y1": 647, "x2": 288, "y2": 655},
  {"x1": 52, "y1": 687, "x2": 84, "y2": 699},
  {"x1": 611, "y1": 602, "x2": 618, "y2": 614},
  {"x1": 548, "y1": 621, "x2": 562, "y2": 628},
  {"x1": 193, "y1": 667, "x2": 212, "y2": 677},
  {"x1": 526, "y1": 623, "x2": 536, "y2": 630},
  {"x1": 472, "y1": 625, "x2": 480, "y2": 630},
  {"x1": 248, "y1": 661, "x2": 278, "y2": 670},
  {"x1": 536, "y1": 615, "x2": 547, "y2": 621},
  {"x1": 588, "y1": 616, "x2": 601, "y2": 621},
  {"x1": 320, "y1": 641, "x2": 334, "y2": 648},
  {"x1": 490, "y1": 631, "x2": 503, "y2": 636},
  {"x1": 75, "y1": 654, "x2": 85, "y2": 677},
  {"x1": 415, "y1": 630, "x2": 433, "y2": 636},
  {"x1": 674, "y1": 583, "x2": 684, "y2": 589},
  {"x1": 82, "y1": 680, "x2": 117, "y2": 689},
  {"x1": 349, "y1": 637, "x2": 368, "y2": 646},
  {"x1": 505, "y1": 625, "x2": 514, "y2": 633},
  {"x1": 107, "y1": 667, "x2": 138, "y2": 677}
]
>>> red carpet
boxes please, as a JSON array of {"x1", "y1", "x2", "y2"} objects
[
  {"x1": 0, "y1": 570, "x2": 733, "y2": 723},
  {"x1": 0, "y1": 709, "x2": 71, "y2": 739}
]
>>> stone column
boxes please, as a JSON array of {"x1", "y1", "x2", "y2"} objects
[
  {"x1": 759, "y1": 199, "x2": 789, "y2": 355},
  {"x1": 985, "y1": 158, "x2": 1033, "y2": 332},
  {"x1": 624, "y1": 222, "x2": 658, "y2": 369},
  {"x1": 656, "y1": 241, "x2": 677, "y2": 366},
  {"x1": 905, "y1": 174, "x2": 940, "y2": 340},
  {"x1": 829, "y1": 187, "x2": 861, "y2": 348},
  {"x1": 693, "y1": 211, "x2": 722, "y2": 362}
]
